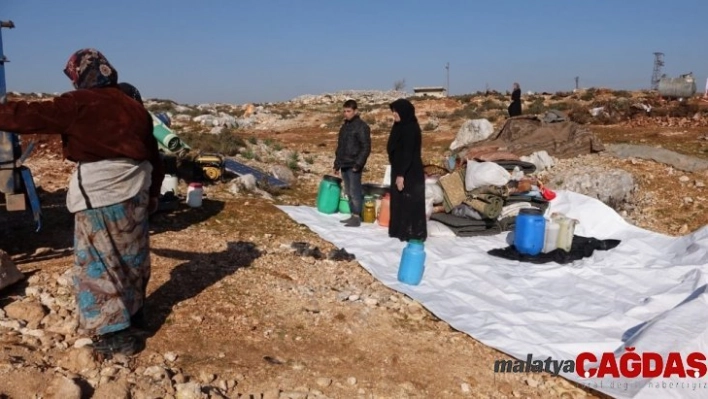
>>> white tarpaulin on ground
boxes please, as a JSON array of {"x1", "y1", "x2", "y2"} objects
[{"x1": 277, "y1": 191, "x2": 708, "y2": 399}]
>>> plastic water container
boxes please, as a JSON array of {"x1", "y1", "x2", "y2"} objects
[
  {"x1": 377, "y1": 193, "x2": 391, "y2": 227},
  {"x1": 556, "y1": 216, "x2": 579, "y2": 252},
  {"x1": 397, "y1": 240, "x2": 426, "y2": 285},
  {"x1": 161, "y1": 174, "x2": 179, "y2": 196},
  {"x1": 542, "y1": 218, "x2": 560, "y2": 253},
  {"x1": 513, "y1": 208, "x2": 546, "y2": 256},
  {"x1": 338, "y1": 196, "x2": 351, "y2": 214},
  {"x1": 186, "y1": 182, "x2": 203, "y2": 208},
  {"x1": 316, "y1": 176, "x2": 341, "y2": 214}
]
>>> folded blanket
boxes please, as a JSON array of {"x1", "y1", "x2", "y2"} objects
[
  {"x1": 451, "y1": 204, "x2": 483, "y2": 220},
  {"x1": 469, "y1": 185, "x2": 509, "y2": 198},
  {"x1": 487, "y1": 236, "x2": 621, "y2": 264},
  {"x1": 430, "y1": 213, "x2": 502, "y2": 237},
  {"x1": 463, "y1": 193, "x2": 504, "y2": 219}
]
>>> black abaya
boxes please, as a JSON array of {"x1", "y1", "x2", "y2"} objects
[
  {"x1": 387, "y1": 99, "x2": 427, "y2": 242},
  {"x1": 508, "y1": 88, "x2": 522, "y2": 117}
]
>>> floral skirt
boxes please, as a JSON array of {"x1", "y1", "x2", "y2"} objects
[{"x1": 73, "y1": 190, "x2": 150, "y2": 336}]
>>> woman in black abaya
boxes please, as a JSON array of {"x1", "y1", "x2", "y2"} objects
[{"x1": 386, "y1": 99, "x2": 427, "y2": 242}]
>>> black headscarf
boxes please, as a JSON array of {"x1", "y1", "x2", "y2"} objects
[
  {"x1": 117, "y1": 82, "x2": 144, "y2": 105},
  {"x1": 387, "y1": 98, "x2": 421, "y2": 156},
  {"x1": 389, "y1": 98, "x2": 418, "y2": 124}
]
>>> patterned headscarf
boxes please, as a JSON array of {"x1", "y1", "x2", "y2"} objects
[{"x1": 63, "y1": 48, "x2": 118, "y2": 89}]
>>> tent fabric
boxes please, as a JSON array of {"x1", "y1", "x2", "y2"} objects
[{"x1": 277, "y1": 190, "x2": 708, "y2": 399}]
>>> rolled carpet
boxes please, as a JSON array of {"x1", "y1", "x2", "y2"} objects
[{"x1": 463, "y1": 193, "x2": 504, "y2": 219}]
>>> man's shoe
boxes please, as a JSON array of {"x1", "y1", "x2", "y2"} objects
[
  {"x1": 344, "y1": 216, "x2": 361, "y2": 227},
  {"x1": 340, "y1": 216, "x2": 354, "y2": 223}
]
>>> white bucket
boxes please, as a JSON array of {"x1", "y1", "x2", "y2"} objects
[{"x1": 161, "y1": 175, "x2": 179, "y2": 195}]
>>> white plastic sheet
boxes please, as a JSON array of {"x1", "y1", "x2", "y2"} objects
[{"x1": 278, "y1": 191, "x2": 708, "y2": 399}]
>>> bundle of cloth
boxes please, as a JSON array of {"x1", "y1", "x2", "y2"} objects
[{"x1": 422, "y1": 148, "x2": 554, "y2": 237}]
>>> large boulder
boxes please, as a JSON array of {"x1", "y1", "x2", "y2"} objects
[{"x1": 547, "y1": 167, "x2": 636, "y2": 210}]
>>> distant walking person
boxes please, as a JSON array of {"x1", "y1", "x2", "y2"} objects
[
  {"x1": 333, "y1": 99, "x2": 371, "y2": 227},
  {"x1": 386, "y1": 99, "x2": 427, "y2": 242},
  {"x1": 508, "y1": 82, "x2": 522, "y2": 117}
]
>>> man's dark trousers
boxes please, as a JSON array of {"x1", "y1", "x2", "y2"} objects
[{"x1": 341, "y1": 167, "x2": 363, "y2": 216}]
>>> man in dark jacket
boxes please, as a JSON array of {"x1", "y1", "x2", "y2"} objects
[{"x1": 334, "y1": 99, "x2": 371, "y2": 227}]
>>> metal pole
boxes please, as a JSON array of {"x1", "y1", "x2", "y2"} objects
[
  {"x1": 445, "y1": 62, "x2": 450, "y2": 96},
  {"x1": 0, "y1": 20, "x2": 20, "y2": 195}
]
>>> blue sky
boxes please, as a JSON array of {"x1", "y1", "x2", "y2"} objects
[{"x1": 2, "y1": 0, "x2": 706, "y2": 104}]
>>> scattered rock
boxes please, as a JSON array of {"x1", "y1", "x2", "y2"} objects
[
  {"x1": 57, "y1": 347, "x2": 98, "y2": 374},
  {"x1": 164, "y1": 352, "x2": 178, "y2": 362},
  {"x1": 363, "y1": 298, "x2": 378, "y2": 307},
  {"x1": 346, "y1": 377, "x2": 357, "y2": 386},
  {"x1": 263, "y1": 389, "x2": 281, "y2": 399},
  {"x1": 270, "y1": 165, "x2": 297, "y2": 185},
  {"x1": 288, "y1": 90, "x2": 407, "y2": 106},
  {"x1": 73, "y1": 338, "x2": 93, "y2": 348},
  {"x1": 45, "y1": 375, "x2": 81, "y2": 399},
  {"x1": 3, "y1": 301, "x2": 47, "y2": 329},
  {"x1": 315, "y1": 377, "x2": 332, "y2": 387},
  {"x1": 93, "y1": 378, "x2": 130, "y2": 399},
  {"x1": 230, "y1": 174, "x2": 258, "y2": 194},
  {"x1": 461, "y1": 382, "x2": 471, "y2": 393},
  {"x1": 680, "y1": 175, "x2": 690, "y2": 183},
  {"x1": 175, "y1": 382, "x2": 204, "y2": 399},
  {"x1": 199, "y1": 370, "x2": 216, "y2": 384}
]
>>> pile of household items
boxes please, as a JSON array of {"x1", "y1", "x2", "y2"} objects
[{"x1": 423, "y1": 145, "x2": 556, "y2": 237}]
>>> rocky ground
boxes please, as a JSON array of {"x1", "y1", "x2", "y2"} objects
[{"x1": 2, "y1": 90, "x2": 708, "y2": 399}]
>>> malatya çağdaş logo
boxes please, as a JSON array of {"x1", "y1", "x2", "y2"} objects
[{"x1": 494, "y1": 348, "x2": 707, "y2": 379}]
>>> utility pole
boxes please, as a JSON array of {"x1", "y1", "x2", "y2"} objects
[
  {"x1": 651, "y1": 52, "x2": 664, "y2": 90},
  {"x1": 445, "y1": 62, "x2": 450, "y2": 96},
  {"x1": 575, "y1": 76, "x2": 579, "y2": 90}
]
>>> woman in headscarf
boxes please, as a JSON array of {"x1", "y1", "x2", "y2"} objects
[
  {"x1": 508, "y1": 82, "x2": 522, "y2": 117},
  {"x1": 0, "y1": 48, "x2": 164, "y2": 356},
  {"x1": 386, "y1": 99, "x2": 427, "y2": 242}
]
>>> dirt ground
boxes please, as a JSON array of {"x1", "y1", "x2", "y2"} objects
[{"x1": 1, "y1": 93, "x2": 707, "y2": 399}]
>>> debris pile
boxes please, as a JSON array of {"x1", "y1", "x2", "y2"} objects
[{"x1": 287, "y1": 90, "x2": 408, "y2": 106}]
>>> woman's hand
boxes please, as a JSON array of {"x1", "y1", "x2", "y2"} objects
[{"x1": 395, "y1": 176, "x2": 404, "y2": 191}]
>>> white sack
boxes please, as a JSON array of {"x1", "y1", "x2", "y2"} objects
[
  {"x1": 449, "y1": 119, "x2": 495, "y2": 151},
  {"x1": 465, "y1": 160, "x2": 511, "y2": 190}
]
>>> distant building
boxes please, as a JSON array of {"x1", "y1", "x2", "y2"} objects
[{"x1": 412, "y1": 86, "x2": 447, "y2": 98}]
